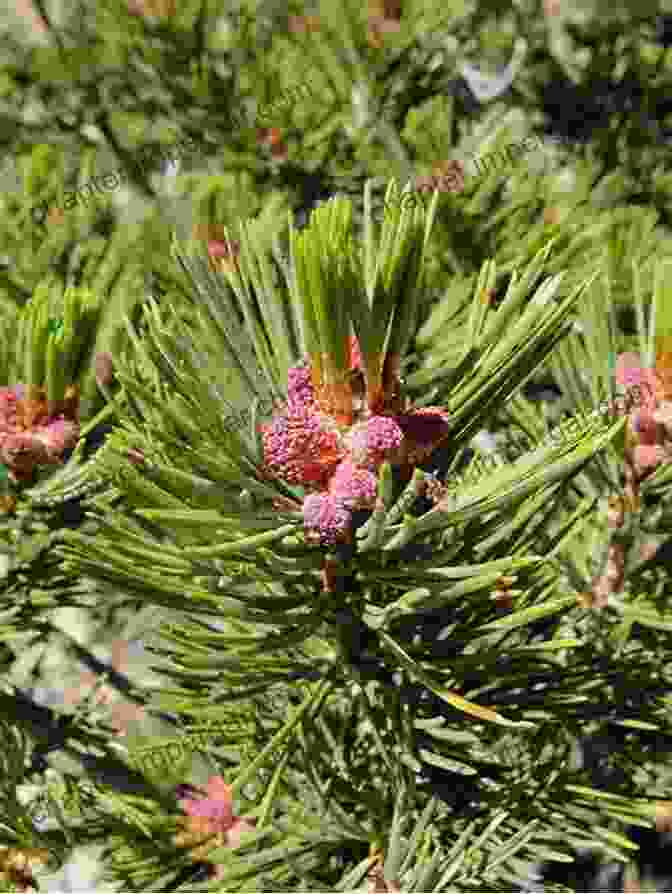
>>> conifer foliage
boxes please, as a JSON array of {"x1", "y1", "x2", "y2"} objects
[
  {"x1": 1, "y1": 0, "x2": 672, "y2": 891},
  {"x1": 9, "y1": 185, "x2": 660, "y2": 892}
]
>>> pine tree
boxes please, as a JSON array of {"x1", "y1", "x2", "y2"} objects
[
  {"x1": 0, "y1": 186, "x2": 655, "y2": 892},
  {"x1": 1, "y1": 1, "x2": 672, "y2": 891}
]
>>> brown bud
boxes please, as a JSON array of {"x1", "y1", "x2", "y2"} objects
[
  {"x1": 257, "y1": 127, "x2": 284, "y2": 147},
  {"x1": 432, "y1": 160, "x2": 466, "y2": 193},
  {"x1": 256, "y1": 128, "x2": 288, "y2": 161},
  {"x1": 0, "y1": 495, "x2": 16, "y2": 514},
  {"x1": 193, "y1": 222, "x2": 226, "y2": 242},
  {"x1": 367, "y1": 0, "x2": 402, "y2": 47},
  {"x1": 128, "y1": 0, "x2": 175, "y2": 17},
  {"x1": 543, "y1": 207, "x2": 562, "y2": 225},
  {"x1": 48, "y1": 206, "x2": 65, "y2": 226},
  {"x1": 639, "y1": 542, "x2": 659, "y2": 563},
  {"x1": 270, "y1": 140, "x2": 288, "y2": 160},
  {"x1": 495, "y1": 575, "x2": 515, "y2": 588},
  {"x1": 95, "y1": 352, "x2": 114, "y2": 387},
  {"x1": 127, "y1": 448, "x2": 145, "y2": 466},
  {"x1": 580, "y1": 577, "x2": 610, "y2": 609},
  {"x1": 414, "y1": 175, "x2": 436, "y2": 194},
  {"x1": 14, "y1": 0, "x2": 48, "y2": 32},
  {"x1": 605, "y1": 543, "x2": 625, "y2": 588},
  {"x1": 288, "y1": 15, "x2": 321, "y2": 33},
  {"x1": 492, "y1": 590, "x2": 514, "y2": 610},
  {"x1": 321, "y1": 557, "x2": 339, "y2": 593},
  {"x1": 543, "y1": 0, "x2": 562, "y2": 16}
]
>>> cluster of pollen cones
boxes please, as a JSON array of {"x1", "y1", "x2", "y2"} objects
[
  {"x1": 173, "y1": 777, "x2": 257, "y2": 881},
  {"x1": 259, "y1": 337, "x2": 452, "y2": 546},
  {"x1": 0, "y1": 384, "x2": 80, "y2": 491},
  {"x1": 581, "y1": 346, "x2": 672, "y2": 608}
]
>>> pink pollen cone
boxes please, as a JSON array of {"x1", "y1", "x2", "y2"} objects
[{"x1": 177, "y1": 776, "x2": 258, "y2": 850}]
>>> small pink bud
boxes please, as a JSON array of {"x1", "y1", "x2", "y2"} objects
[
  {"x1": 634, "y1": 443, "x2": 661, "y2": 471},
  {"x1": 207, "y1": 240, "x2": 230, "y2": 258},
  {"x1": 207, "y1": 239, "x2": 240, "y2": 273}
]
